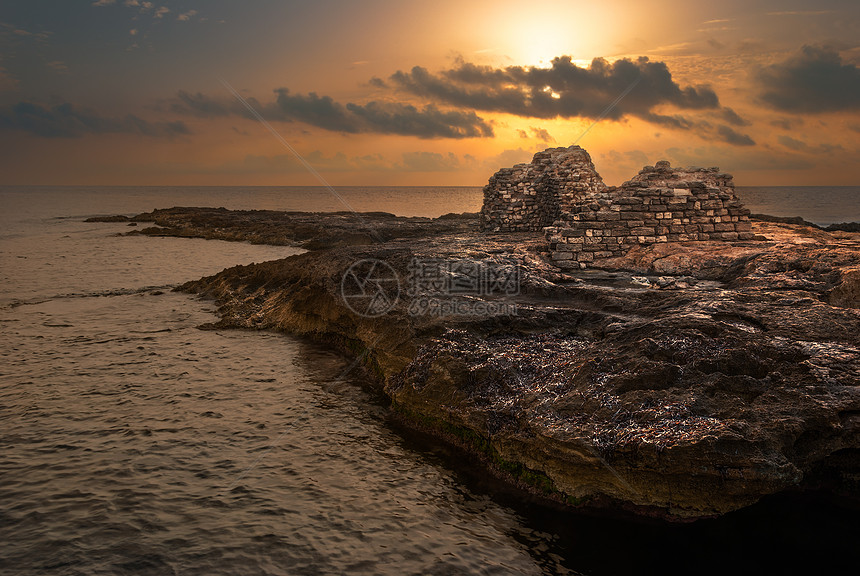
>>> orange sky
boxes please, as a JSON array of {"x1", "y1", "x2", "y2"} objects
[{"x1": 0, "y1": 0, "x2": 858, "y2": 186}]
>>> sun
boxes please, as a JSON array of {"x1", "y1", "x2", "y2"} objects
[{"x1": 483, "y1": 5, "x2": 609, "y2": 68}]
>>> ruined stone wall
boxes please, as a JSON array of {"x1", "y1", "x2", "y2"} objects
[
  {"x1": 544, "y1": 161, "x2": 752, "y2": 269},
  {"x1": 480, "y1": 146, "x2": 606, "y2": 232}
]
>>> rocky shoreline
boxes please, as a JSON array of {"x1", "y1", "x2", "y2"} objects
[{"x1": 94, "y1": 207, "x2": 860, "y2": 520}]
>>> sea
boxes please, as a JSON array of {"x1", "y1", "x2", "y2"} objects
[{"x1": 1, "y1": 185, "x2": 858, "y2": 576}]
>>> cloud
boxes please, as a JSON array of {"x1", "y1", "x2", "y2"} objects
[
  {"x1": 719, "y1": 107, "x2": 750, "y2": 127},
  {"x1": 242, "y1": 151, "x2": 356, "y2": 173},
  {"x1": 640, "y1": 112, "x2": 696, "y2": 129},
  {"x1": 778, "y1": 135, "x2": 808, "y2": 151},
  {"x1": 0, "y1": 101, "x2": 190, "y2": 138},
  {"x1": 168, "y1": 89, "x2": 494, "y2": 139},
  {"x1": 529, "y1": 127, "x2": 555, "y2": 142},
  {"x1": 716, "y1": 125, "x2": 755, "y2": 146},
  {"x1": 92, "y1": 0, "x2": 116, "y2": 6},
  {"x1": 228, "y1": 150, "x2": 473, "y2": 174},
  {"x1": 759, "y1": 45, "x2": 860, "y2": 113},
  {"x1": 154, "y1": 7, "x2": 170, "y2": 19},
  {"x1": 664, "y1": 146, "x2": 815, "y2": 172},
  {"x1": 602, "y1": 148, "x2": 651, "y2": 169},
  {"x1": 167, "y1": 90, "x2": 248, "y2": 117},
  {"x1": 273, "y1": 90, "x2": 361, "y2": 132},
  {"x1": 0, "y1": 66, "x2": 18, "y2": 91},
  {"x1": 389, "y1": 56, "x2": 721, "y2": 126},
  {"x1": 177, "y1": 10, "x2": 197, "y2": 22},
  {"x1": 778, "y1": 135, "x2": 845, "y2": 154},
  {"x1": 767, "y1": 11, "x2": 833, "y2": 16},
  {"x1": 0, "y1": 21, "x2": 51, "y2": 42},
  {"x1": 770, "y1": 117, "x2": 803, "y2": 130},
  {"x1": 344, "y1": 100, "x2": 493, "y2": 139},
  {"x1": 483, "y1": 148, "x2": 536, "y2": 170},
  {"x1": 398, "y1": 151, "x2": 464, "y2": 171}
]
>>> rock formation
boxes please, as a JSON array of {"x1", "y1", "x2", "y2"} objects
[{"x1": 113, "y1": 207, "x2": 860, "y2": 520}]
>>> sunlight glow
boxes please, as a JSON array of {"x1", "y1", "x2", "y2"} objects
[{"x1": 486, "y1": 5, "x2": 609, "y2": 67}]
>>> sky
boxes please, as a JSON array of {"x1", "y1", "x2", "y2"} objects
[{"x1": 0, "y1": 0, "x2": 858, "y2": 186}]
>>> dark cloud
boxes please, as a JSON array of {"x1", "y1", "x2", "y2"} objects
[
  {"x1": 275, "y1": 90, "x2": 361, "y2": 133},
  {"x1": 344, "y1": 101, "x2": 492, "y2": 138},
  {"x1": 0, "y1": 101, "x2": 190, "y2": 138},
  {"x1": 168, "y1": 89, "x2": 494, "y2": 139},
  {"x1": 516, "y1": 127, "x2": 554, "y2": 142},
  {"x1": 719, "y1": 107, "x2": 751, "y2": 127},
  {"x1": 778, "y1": 135, "x2": 807, "y2": 151},
  {"x1": 759, "y1": 45, "x2": 860, "y2": 113},
  {"x1": 778, "y1": 135, "x2": 845, "y2": 154},
  {"x1": 529, "y1": 127, "x2": 555, "y2": 143},
  {"x1": 169, "y1": 90, "x2": 251, "y2": 118},
  {"x1": 716, "y1": 125, "x2": 755, "y2": 146},
  {"x1": 389, "y1": 56, "x2": 721, "y2": 126},
  {"x1": 770, "y1": 117, "x2": 803, "y2": 130},
  {"x1": 640, "y1": 112, "x2": 696, "y2": 130}
]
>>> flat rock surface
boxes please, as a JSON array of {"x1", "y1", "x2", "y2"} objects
[
  {"x1": 106, "y1": 208, "x2": 860, "y2": 519},
  {"x1": 115, "y1": 206, "x2": 475, "y2": 249}
]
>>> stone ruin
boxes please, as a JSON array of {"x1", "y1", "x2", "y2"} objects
[
  {"x1": 480, "y1": 146, "x2": 607, "y2": 232},
  {"x1": 480, "y1": 145, "x2": 753, "y2": 269}
]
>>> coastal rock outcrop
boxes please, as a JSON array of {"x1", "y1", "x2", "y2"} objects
[{"x1": 155, "y1": 207, "x2": 860, "y2": 520}]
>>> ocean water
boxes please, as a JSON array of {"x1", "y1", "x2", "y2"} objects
[
  {"x1": 1, "y1": 186, "x2": 857, "y2": 575},
  {"x1": 735, "y1": 186, "x2": 860, "y2": 226}
]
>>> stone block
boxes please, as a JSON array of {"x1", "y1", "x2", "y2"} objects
[{"x1": 631, "y1": 226, "x2": 656, "y2": 235}]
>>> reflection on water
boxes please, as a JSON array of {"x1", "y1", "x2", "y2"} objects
[{"x1": 1, "y1": 292, "x2": 555, "y2": 575}]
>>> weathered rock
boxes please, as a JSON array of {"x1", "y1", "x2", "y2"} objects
[
  {"x1": 152, "y1": 207, "x2": 860, "y2": 520},
  {"x1": 121, "y1": 207, "x2": 476, "y2": 249},
  {"x1": 84, "y1": 214, "x2": 131, "y2": 222},
  {"x1": 830, "y1": 268, "x2": 860, "y2": 308}
]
